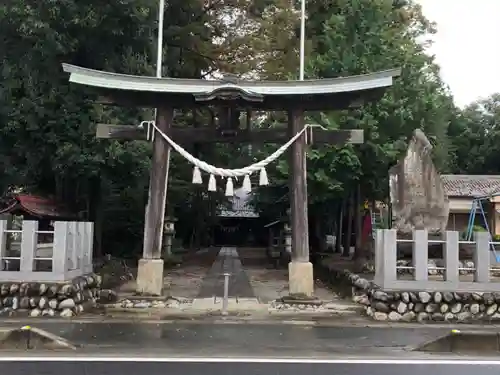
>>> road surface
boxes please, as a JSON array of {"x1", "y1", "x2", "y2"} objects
[
  {"x1": 1, "y1": 322, "x2": 500, "y2": 374},
  {"x1": 0, "y1": 321, "x2": 451, "y2": 357},
  {"x1": 1, "y1": 358, "x2": 500, "y2": 375}
]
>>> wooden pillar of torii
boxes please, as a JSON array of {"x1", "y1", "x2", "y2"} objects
[{"x1": 62, "y1": 64, "x2": 400, "y2": 296}]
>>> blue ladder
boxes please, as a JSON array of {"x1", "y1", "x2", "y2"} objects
[{"x1": 466, "y1": 198, "x2": 499, "y2": 262}]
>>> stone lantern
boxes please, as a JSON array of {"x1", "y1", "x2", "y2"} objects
[{"x1": 163, "y1": 217, "x2": 177, "y2": 258}]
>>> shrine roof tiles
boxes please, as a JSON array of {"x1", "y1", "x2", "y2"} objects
[
  {"x1": 441, "y1": 175, "x2": 500, "y2": 198},
  {"x1": 62, "y1": 63, "x2": 400, "y2": 97},
  {"x1": 0, "y1": 195, "x2": 75, "y2": 219}
]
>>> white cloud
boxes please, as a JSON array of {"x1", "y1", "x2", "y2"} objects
[{"x1": 418, "y1": 0, "x2": 500, "y2": 107}]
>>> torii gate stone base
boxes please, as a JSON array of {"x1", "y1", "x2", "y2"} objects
[{"x1": 62, "y1": 64, "x2": 400, "y2": 297}]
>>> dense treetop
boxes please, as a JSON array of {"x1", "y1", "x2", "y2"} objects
[{"x1": 0, "y1": 0, "x2": 494, "y2": 255}]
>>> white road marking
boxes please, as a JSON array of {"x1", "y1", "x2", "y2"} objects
[{"x1": 0, "y1": 357, "x2": 498, "y2": 364}]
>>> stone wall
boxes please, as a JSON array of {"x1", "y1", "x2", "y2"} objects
[
  {"x1": 318, "y1": 261, "x2": 500, "y2": 322},
  {"x1": 0, "y1": 274, "x2": 101, "y2": 317}
]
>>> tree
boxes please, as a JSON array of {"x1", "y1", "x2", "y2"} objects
[
  {"x1": 448, "y1": 94, "x2": 500, "y2": 175},
  {"x1": 0, "y1": 0, "x2": 469, "y2": 258},
  {"x1": 0, "y1": 0, "x2": 220, "y2": 255},
  {"x1": 250, "y1": 0, "x2": 456, "y2": 257}
]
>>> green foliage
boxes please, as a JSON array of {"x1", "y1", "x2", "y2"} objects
[
  {"x1": 460, "y1": 226, "x2": 487, "y2": 241},
  {"x1": 447, "y1": 94, "x2": 500, "y2": 175},
  {"x1": 2, "y1": 0, "x2": 497, "y2": 256},
  {"x1": 307, "y1": 0, "x2": 454, "y2": 196},
  {"x1": 253, "y1": 0, "x2": 455, "y2": 231},
  {"x1": 0, "y1": 0, "x2": 220, "y2": 254},
  {"x1": 473, "y1": 225, "x2": 487, "y2": 232}
]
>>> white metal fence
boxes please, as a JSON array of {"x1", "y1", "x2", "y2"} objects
[
  {"x1": 374, "y1": 229, "x2": 500, "y2": 292},
  {"x1": 0, "y1": 220, "x2": 93, "y2": 282}
]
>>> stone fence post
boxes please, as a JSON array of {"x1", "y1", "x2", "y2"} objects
[
  {"x1": 53, "y1": 221, "x2": 70, "y2": 279},
  {"x1": 83, "y1": 222, "x2": 94, "y2": 273},
  {"x1": 443, "y1": 230, "x2": 459, "y2": 284},
  {"x1": 69, "y1": 221, "x2": 78, "y2": 270},
  {"x1": 374, "y1": 229, "x2": 492, "y2": 292},
  {"x1": 374, "y1": 229, "x2": 397, "y2": 287},
  {"x1": 474, "y1": 231, "x2": 490, "y2": 283},
  {"x1": 0, "y1": 220, "x2": 7, "y2": 270},
  {"x1": 20, "y1": 221, "x2": 38, "y2": 274},
  {"x1": 412, "y1": 230, "x2": 428, "y2": 281}
]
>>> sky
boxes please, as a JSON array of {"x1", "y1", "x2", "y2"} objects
[{"x1": 417, "y1": 0, "x2": 500, "y2": 108}]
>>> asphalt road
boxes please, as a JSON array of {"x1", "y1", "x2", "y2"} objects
[
  {"x1": 2, "y1": 321, "x2": 500, "y2": 374},
  {"x1": 0, "y1": 321, "x2": 451, "y2": 357},
  {"x1": 2, "y1": 359, "x2": 500, "y2": 375}
]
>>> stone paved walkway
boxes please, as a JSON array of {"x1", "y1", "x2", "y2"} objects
[
  {"x1": 197, "y1": 247, "x2": 255, "y2": 298},
  {"x1": 195, "y1": 247, "x2": 344, "y2": 303},
  {"x1": 238, "y1": 248, "x2": 342, "y2": 303},
  {"x1": 111, "y1": 247, "x2": 360, "y2": 315},
  {"x1": 117, "y1": 248, "x2": 219, "y2": 299}
]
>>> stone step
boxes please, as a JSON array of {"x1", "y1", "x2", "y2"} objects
[
  {"x1": 269, "y1": 298, "x2": 364, "y2": 315},
  {"x1": 322, "y1": 301, "x2": 365, "y2": 314},
  {"x1": 191, "y1": 297, "x2": 264, "y2": 311}
]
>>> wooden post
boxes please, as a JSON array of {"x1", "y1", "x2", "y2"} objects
[
  {"x1": 289, "y1": 109, "x2": 309, "y2": 262},
  {"x1": 287, "y1": 108, "x2": 314, "y2": 296},
  {"x1": 137, "y1": 106, "x2": 173, "y2": 296},
  {"x1": 343, "y1": 192, "x2": 353, "y2": 257},
  {"x1": 335, "y1": 201, "x2": 344, "y2": 253},
  {"x1": 143, "y1": 107, "x2": 173, "y2": 259},
  {"x1": 354, "y1": 183, "x2": 362, "y2": 254}
]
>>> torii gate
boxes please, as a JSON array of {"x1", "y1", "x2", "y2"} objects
[{"x1": 62, "y1": 64, "x2": 400, "y2": 296}]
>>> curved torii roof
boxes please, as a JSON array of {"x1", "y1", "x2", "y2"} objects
[{"x1": 62, "y1": 63, "x2": 401, "y2": 110}]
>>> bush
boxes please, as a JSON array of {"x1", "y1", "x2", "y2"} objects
[
  {"x1": 472, "y1": 225, "x2": 487, "y2": 232},
  {"x1": 460, "y1": 225, "x2": 487, "y2": 240}
]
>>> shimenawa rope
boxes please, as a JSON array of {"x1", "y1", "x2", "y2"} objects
[{"x1": 141, "y1": 120, "x2": 325, "y2": 196}]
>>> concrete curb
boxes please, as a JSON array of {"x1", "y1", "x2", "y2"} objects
[
  {"x1": 0, "y1": 326, "x2": 77, "y2": 350},
  {"x1": 1, "y1": 316, "x2": 500, "y2": 329},
  {"x1": 413, "y1": 330, "x2": 500, "y2": 353},
  {"x1": 0, "y1": 318, "x2": 497, "y2": 329}
]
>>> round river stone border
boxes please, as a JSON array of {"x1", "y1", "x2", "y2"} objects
[
  {"x1": 317, "y1": 262, "x2": 500, "y2": 322},
  {"x1": 0, "y1": 273, "x2": 101, "y2": 318}
]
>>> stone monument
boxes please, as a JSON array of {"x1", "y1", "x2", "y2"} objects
[{"x1": 389, "y1": 129, "x2": 449, "y2": 235}]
